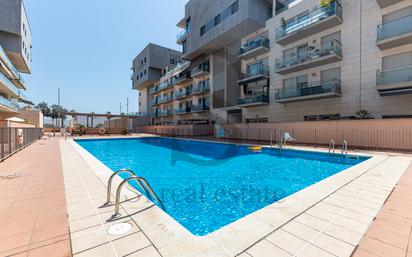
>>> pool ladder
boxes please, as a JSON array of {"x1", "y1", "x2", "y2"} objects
[
  {"x1": 342, "y1": 140, "x2": 348, "y2": 157},
  {"x1": 328, "y1": 140, "x2": 335, "y2": 154},
  {"x1": 106, "y1": 169, "x2": 165, "y2": 217}
]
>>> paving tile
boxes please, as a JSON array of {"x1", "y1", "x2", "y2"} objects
[
  {"x1": 127, "y1": 246, "x2": 162, "y2": 257},
  {"x1": 112, "y1": 232, "x2": 151, "y2": 256},
  {"x1": 358, "y1": 237, "x2": 406, "y2": 257},
  {"x1": 246, "y1": 240, "x2": 292, "y2": 257},
  {"x1": 310, "y1": 233, "x2": 354, "y2": 257},
  {"x1": 71, "y1": 225, "x2": 109, "y2": 254},
  {"x1": 296, "y1": 244, "x2": 335, "y2": 257},
  {"x1": 265, "y1": 229, "x2": 307, "y2": 256},
  {"x1": 74, "y1": 243, "x2": 116, "y2": 257},
  {"x1": 27, "y1": 238, "x2": 71, "y2": 257}
]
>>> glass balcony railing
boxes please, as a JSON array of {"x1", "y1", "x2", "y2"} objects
[
  {"x1": 377, "y1": 14, "x2": 412, "y2": 41},
  {"x1": 238, "y1": 36, "x2": 270, "y2": 56},
  {"x1": 239, "y1": 64, "x2": 270, "y2": 81},
  {"x1": 0, "y1": 45, "x2": 19, "y2": 78},
  {"x1": 177, "y1": 30, "x2": 188, "y2": 42},
  {"x1": 276, "y1": 40, "x2": 342, "y2": 71},
  {"x1": 0, "y1": 95, "x2": 19, "y2": 111},
  {"x1": 149, "y1": 86, "x2": 158, "y2": 95},
  {"x1": 377, "y1": 66, "x2": 412, "y2": 85},
  {"x1": 191, "y1": 63, "x2": 210, "y2": 76},
  {"x1": 238, "y1": 94, "x2": 269, "y2": 105},
  {"x1": 0, "y1": 71, "x2": 20, "y2": 96},
  {"x1": 174, "y1": 88, "x2": 192, "y2": 99},
  {"x1": 276, "y1": 2, "x2": 342, "y2": 40},
  {"x1": 191, "y1": 104, "x2": 210, "y2": 112},
  {"x1": 158, "y1": 81, "x2": 172, "y2": 91},
  {"x1": 171, "y1": 74, "x2": 192, "y2": 85},
  {"x1": 191, "y1": 81, "x2": 210, "y2": 95},
  {"x1": 174, "y1": 107, "x2": 191, "y2": 114},
  {"x1": 275, "y1": 78, "x2": 342, "y2": 100}
]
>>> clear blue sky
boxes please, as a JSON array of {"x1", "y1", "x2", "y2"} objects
[{"x1": 24, "y1": 0, "x2": 187, "y2": 114}]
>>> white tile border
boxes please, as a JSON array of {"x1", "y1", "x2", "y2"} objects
[{"x1": 64, "y1": 136, "x2": 410, "y2": 257}]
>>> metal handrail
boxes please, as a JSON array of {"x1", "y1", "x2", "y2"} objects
[
  {"x1": 342, "y1": 139, "x2": 348, "y2": 156},
  {"x1": 106, "y1": 169, "x2": 136, "y2": 204},
  {"x1": 114, "y1": 175, "x2": 165, "y2": 217},
  {"x1": 329, "y1": 139, "x2": 335, "y2": 154}
]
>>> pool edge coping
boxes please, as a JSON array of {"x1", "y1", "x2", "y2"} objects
[{"x1": 65, "y1": 136, "x2": 410, "y2": 257}]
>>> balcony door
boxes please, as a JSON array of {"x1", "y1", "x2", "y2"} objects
[
  {"x1": 321, "y1": 67, "x2": 341, "y2": 85},
  {"x1": 247, "y1": 61, "x2": 263, "y2": 76},
  {"x1": 297, "y1": 44, "x2": 308, "y2": 62}
]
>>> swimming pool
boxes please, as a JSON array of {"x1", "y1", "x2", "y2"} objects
[{"x1": 75, "y1": 137, "x2": 368, "y2": 236}]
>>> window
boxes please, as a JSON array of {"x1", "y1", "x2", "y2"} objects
[
  {"x1": 200, "y1": 0, "x2": 239, "y2": 36},
  {"x1": 144, "y1": 70, "x2": 147, "y2": 75},
  {"x1": 170, "y1": 58, "x2": 176, "y2": 64},
  {"x1": 140, "y1": 73, "x2": 143, "y2": 78},
  {"x1": 141, "y1": 60, "x2": 143, "y2": 65},
  {"x1": 144, "y1": 57, "x2": 147, "y2": 63}
]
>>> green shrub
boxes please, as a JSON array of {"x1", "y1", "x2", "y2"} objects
[{"x1": 320, "y1": 0, "x2": 336, "y2": 7}]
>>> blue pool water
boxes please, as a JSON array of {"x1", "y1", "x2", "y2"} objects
[{"x1": 75, "y1": 137, "x2": 368, "y2": 236}]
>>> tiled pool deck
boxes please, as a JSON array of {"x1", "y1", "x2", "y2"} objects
[{"x1": 1, "y1": 135, "x2": 412, "y2": 257}]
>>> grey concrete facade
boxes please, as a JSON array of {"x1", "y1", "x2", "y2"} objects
[
  {"x1": 0, "y1": 0, "x2": 32, "y2": 74},
  {"x1": 0, "y1": 0, "x2": 31, "y2": 118},
  {"x1": 131, "y1": 44, "x2": 182, "y2": 116}
]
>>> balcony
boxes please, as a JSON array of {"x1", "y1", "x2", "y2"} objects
[
  {"x1": 191, "y1": 104, "x2": 210, "y2": 113},
  {"x1": 0, "y1": 95, "x2": 19, "y2": 112},
  {"x1": 376, "y1": 66, "x2": 412, "y2": 96},
  {"x1": 376, "y1": 0, "x2": 405, "y2": 8},
  {"x1": 191, "y1": 81, "x2": 210, "y2": 95},
  {"x1": 171, "y1": 74, "x2": 192, "y2": 86},
  {"x1": 275, "y1": 40, "x2": 342, "y2": 75},
  {"x1": 238, "y1": 36, "x2": 270, "y2": 59},
  {"x1": 177, "y1": 30, "x2": 188, "y2": 44},
  {"x1": 275, "y1": 78, "x2": 342, "y2": 103},
  {"x1": 238, "y1": 94, "x2": 269, "y2": 107},
  {"x1": 0, "y1": 45, "x2": 26, "y2": 89},
  {"x1": 149, "y1": 86, "x2": 158, "y2": 95},
  {"x1": 238, "y1": 64, "x2": 270, "y2": 84},
  {"x1": 377, "y1": 14, "x2": 412, "y2": 50},
  {"x1": 191, "y1": 63, "x2": 210, "y2": 78},
  {"x1": 275, "y1": 2, "x2": 343, "y2": 46},
  {"x1": 174, "y1": 107, "x2": 192, "y2": 115},
  {"x1": 0, "y1": 71, "x2": 20, "y2": 97},
  {"x1": 157, "y1": 81, "x2": 173, "y2": 92},
  {"x1": 159, "y1": 110, "x2": 173, "y2": 117},
  {"x1": 174, "y1": 89, "x2": 192, "y2": 100}
]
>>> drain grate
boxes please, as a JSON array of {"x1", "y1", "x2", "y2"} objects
[{"x1": 107, "y1": 222, "x2": 132, "y2": 236}]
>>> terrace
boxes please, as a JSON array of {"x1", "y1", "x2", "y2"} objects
[
  {"x1": 238, "y1": 93, "x2": 269, "y2": 107},
  {"x1": 238, "y1": 63, "x2": 270, "y2": 84},
  {"x1": 376, "y1": 66, "x2": 412, "y2": 96},
  {"x1": 275, "y1": 78, "x2": 342, "y2": 103},
  {"x1": 275, "y1": 40, "x2": 342, "y2": 75},
  {"x1": 377, "y1": 13, "x2": 412, "y2": 50},
  {"x1": 238, "y1": 36, "x2": 270, "y2": 60},
  {"x1": 275, "y1": 2, "x2": 343, "y2": 46}
]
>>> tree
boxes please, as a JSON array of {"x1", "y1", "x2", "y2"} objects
[
  {"x1": 36, "y1": 102, "x2": 51, "y2": 117},
  {"x1": 50, "y1": 104, "x2": 69, "y2": 127}
]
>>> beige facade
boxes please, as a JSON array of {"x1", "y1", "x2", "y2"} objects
[{"x1": 241, "y1": 0, "x2": 412, "y2": 123}]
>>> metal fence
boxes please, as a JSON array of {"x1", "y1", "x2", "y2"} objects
[{"x1": 0, "y1": 127, "x2": 43, "y2": 161}]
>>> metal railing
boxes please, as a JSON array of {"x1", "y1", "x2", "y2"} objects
[
  {"x1": 174, "y1": 88, "x2": 192, "y2": 99},
  {"x1": 171, "y1": 74, "x2": 192, "y2": 85},
  {"x1": 158, "y1": 81, "x2": 172, "y2": 92},
  {"x1": 174, "y1": 107, "x2": 191, "y2": 114},
  {"x1": 239, "y1": 63, "x2": 270, "y2": 80},
  {"x1": 0, "y1": 71, "x2": 20, "y2": 96},
  {"x1": 275, "y1": 79, "x2": 342, "y2": 100},
  {"x1": 376, "y1": 66, "x2": 412, "y2": 85},
  {"x1": 113, "y1": 175, "x2": 165, "y2": 217},
  {"x1": 276, "y1": 40, "x2": 342, "y2": 70},
  {"x1": 238, "y1": 36, "x2": 270, "y2": 56},
  {"x1": 276, "y1": 2, "x2": 342, "y2": 40},
  {"x1": 191, "y1": 81, "x2": 210, "y2": 95},
  {"x1": 191, "y1": 63, "x2": 210, "y2": 76},
  {"x1": 191, "y1": 104, "x2": 210, "y2": 112},
  {"x1": 1, "y1": 127, "x2": 43, "y2": 161},
  {"x1": 149, "y1": 86, "x2": 158, "y2": 95},
  {"x1": 0, "y1": 95, "x2": 19, "y2": 111},
  {"x1": 176, "y1": 29, "x2": 188, "y2": 42},
  {"x1": 238, "y1": 93, "x2": 269, "y2": 105},
  {"x1": 377, "y1": 13, "x2": 412, "y2": 41}
]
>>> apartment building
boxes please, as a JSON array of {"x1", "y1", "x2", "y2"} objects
[
  {"x1": 149, "y1": 0, "x2": 273, "y2": 125},
  {"x1": 0, "y1": 0, "x2": 32, "y2": 123},
  {"x1": 137, "y1": 0, "x2": 412, "y2": 125},
  {"x1": 131, "y1": 44, "x2": 182, "y2": 116},
  {"x1": 240, "y1": 0, "x2": 412, "y2": 123}
]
